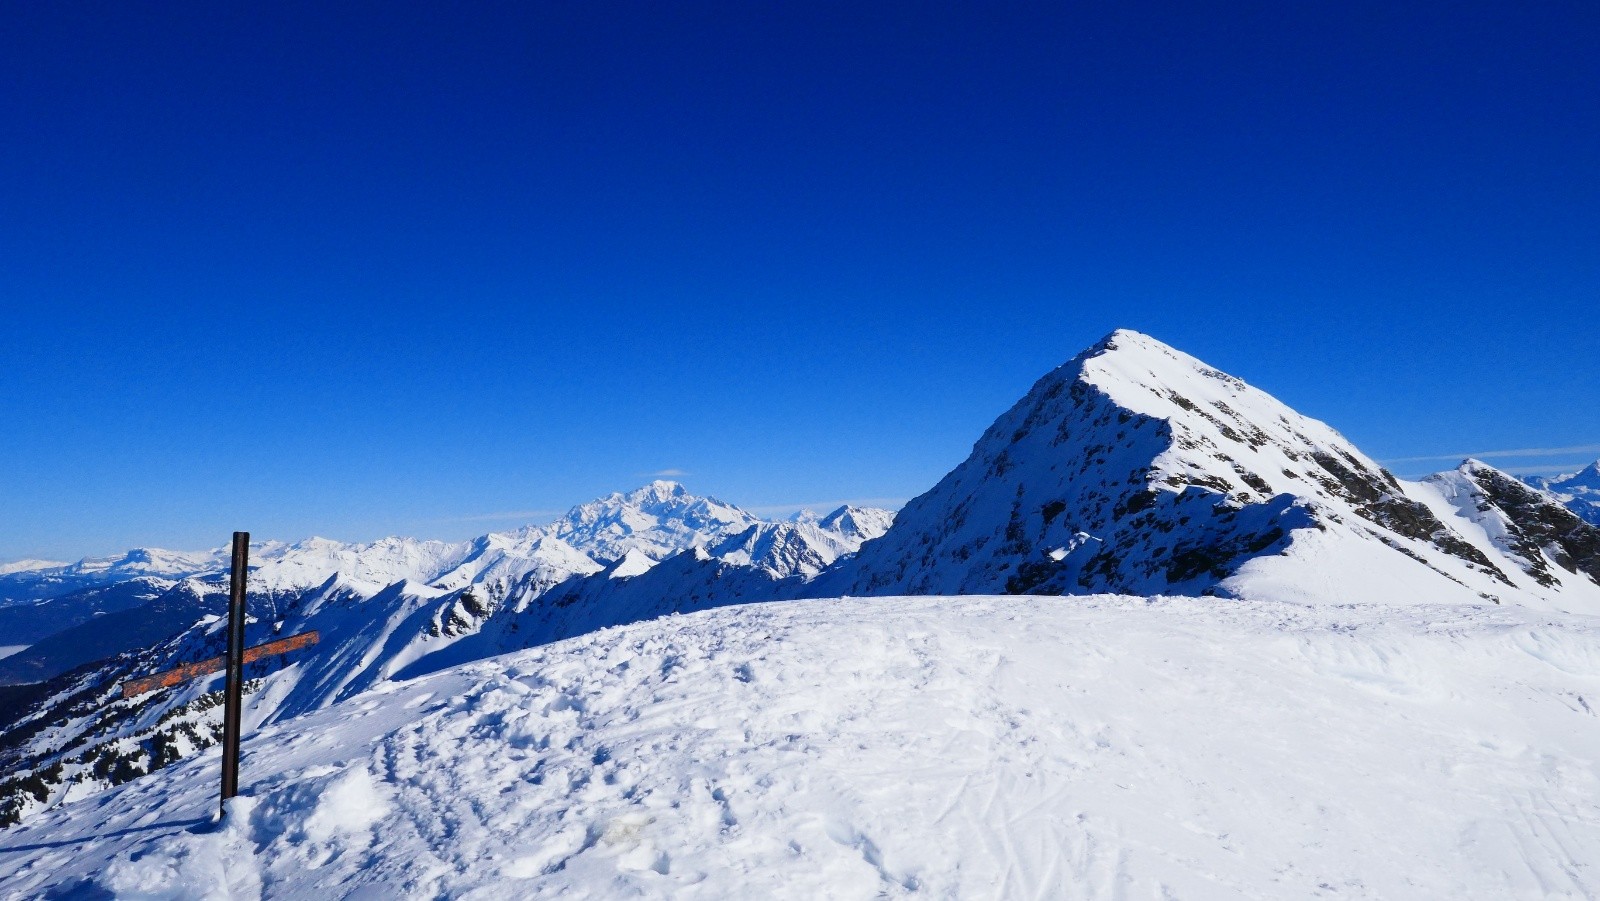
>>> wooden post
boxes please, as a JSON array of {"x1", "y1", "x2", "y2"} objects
[
  {"x1": 119, "y1": 631, "x2": 320, "y2": 698},
  {"x1": 219, "y1": 531, "x2": 249, "y2": 818}
]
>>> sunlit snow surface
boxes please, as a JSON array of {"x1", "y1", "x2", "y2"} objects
[{"x1": 4, "y1": 595, "x2": 1599, "y2": 899}]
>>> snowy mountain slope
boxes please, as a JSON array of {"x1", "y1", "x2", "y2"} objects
[
  {"x1": 4, "y1": 595, "x2": 1598, "y2": 900},
  {"x1": 1428, "y1": 460, "x2": 1600, "y2": 592},
  {"x1": 394, "y1": 507, "x2": 896, "y2": 680},
  {"x1": 1528, "y1": 461, "x2": 1600, "y2": 526},
  {"x1": 823, "y1": 330, "x2": 1599, "y2": 612},
  {"x1": 0, "y1": 576, "x2": 306, "y2": 827},
  {"x1": 3, "y1": 489, "x2": 889, "y2": 787},
  {"x1": 245, "y1": 531, "x2": 603, "y2": 598},
  {"x1": 243, "y1": 537, "x2": 466, "y2": 595},
  {"x1": 0, "y1": 481, "x2": 860, "y2": 726},
  {"x1": 426, "y1": 529, "x2": 602, "y2": 592},
  {"x1": 0, "y1": 540, "x2": 382, "y2": 609},
  {"x1": 818, "y1": 504, "x2": 896, "y2": 544},
  {"x1": 708, "y1": 508, "x2": 888, "y2": 580},
  {"x1": 391, "y1": 548, "x2": 804, "y2": 683},
  {"x1": 0, "y1": 481, "x2": 740, "y2": 691}
]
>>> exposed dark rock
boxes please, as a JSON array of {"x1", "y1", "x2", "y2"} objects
[{"x1": 1467, "y1": 464, "x2": 1600, "y2": 587}]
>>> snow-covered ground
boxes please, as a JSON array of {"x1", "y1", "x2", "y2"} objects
[
  {"x1": 0, "y1": 647, "x2": 25, "y2": 661},
  {"x1": 3, "y1": 595, "x2": 1597, "y2": 899}
]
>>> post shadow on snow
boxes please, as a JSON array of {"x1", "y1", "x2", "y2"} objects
[
  {"x1": 0, "y1": 815, "x2": 209, "y2": 854},
  {"x1": 6, "y1": 816, "x2": 213, "y2": 899}
]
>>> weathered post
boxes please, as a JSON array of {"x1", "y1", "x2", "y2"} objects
[{"x1": 219, "y1": 531, "x2": 249, "y2": 818}]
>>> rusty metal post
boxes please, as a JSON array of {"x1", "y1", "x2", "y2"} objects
[{"x1": 219, "y1": 531, "x2": 249, "y2": 818}]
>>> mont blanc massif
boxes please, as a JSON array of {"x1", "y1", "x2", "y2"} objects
[{"x1": 3, "y1": 331, "x2": 1598, "y2": 899}]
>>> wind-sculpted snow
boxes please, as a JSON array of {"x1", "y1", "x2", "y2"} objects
[{"x1": 4, "y1": 596, "x2": 1599, "y2": 899}]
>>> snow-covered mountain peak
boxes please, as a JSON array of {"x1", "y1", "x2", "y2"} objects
[
  {"x1": 817, "y1": 505, "x2": 896, "y2": 543},
  {"x1": 1427, "y1": 459, "x2": 1600, "y2": 592},
  {"x1": 833, "y1": 329, "x2": 1560, "y2": 606},
  {"x1": 1075, "y1": 329, "x2": 1380, "y2": 476},
  {"x1": 1558, "y1": 460, "x2": 1600, "y2": 488},
  {"x1": 605, "y1": 548, "x2": 659, "y2": 579},
  {"x1": 549, "y1": 482, "x2": 761, "y2": 562},
  {"x1": 634, "y1": 479, "x2": 691, "y2": 502},
  {"x1": 709, "y1": 524, "x2": 837, "y2": 580}
]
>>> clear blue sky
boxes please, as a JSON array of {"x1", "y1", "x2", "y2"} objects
[{"x1": 3, "y1": 2, "x2": 1596, "y2": 561}]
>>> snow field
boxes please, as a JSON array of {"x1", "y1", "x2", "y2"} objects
[{"x1": 3, "y1": 594, "x2": 1599, "y2": 899}]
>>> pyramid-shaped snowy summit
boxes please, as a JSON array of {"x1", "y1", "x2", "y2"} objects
[{"x1": 827, "y1": 330, "x2": 1600, "y2": 611}]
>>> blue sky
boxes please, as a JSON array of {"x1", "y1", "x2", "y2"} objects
[{"x1": 3, "y1": 2, "x2": 1596, "y2": 561}]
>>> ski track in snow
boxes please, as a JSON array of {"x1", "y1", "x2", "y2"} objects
[{"x1": 3, "y1": 595, "x2": 1600, "y2": 899}]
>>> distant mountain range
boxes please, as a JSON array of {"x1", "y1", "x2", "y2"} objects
[
  {"x1": 0, "y1": 479, "x2": 806, "y2": 607},
  {"x1": 3, "y1": 329, "x2": 1597, "y2": 828},
  {"x1": 0, "y1": 483, "x2": 890, "y2": 686},
  {"x1": 1525, "y1": 462, "x2": 1600, "y2": 526}
]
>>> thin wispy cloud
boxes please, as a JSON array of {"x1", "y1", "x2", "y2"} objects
[
  {"x1": 746, "y1": 497, "x2": 910, "y2": 515},
  {"x1": 429, "y1": 509, "x2": 563, "y2": 524},
  {"x1": 1381, "y1": 443, "x2": 1600, "y2": 465},
  {"x1": 1485, "y1": 464, "x2": 1596, "y2": 477},
  {"x1": 646, "y1": 469, "x2": 690, "y2": 478}
]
